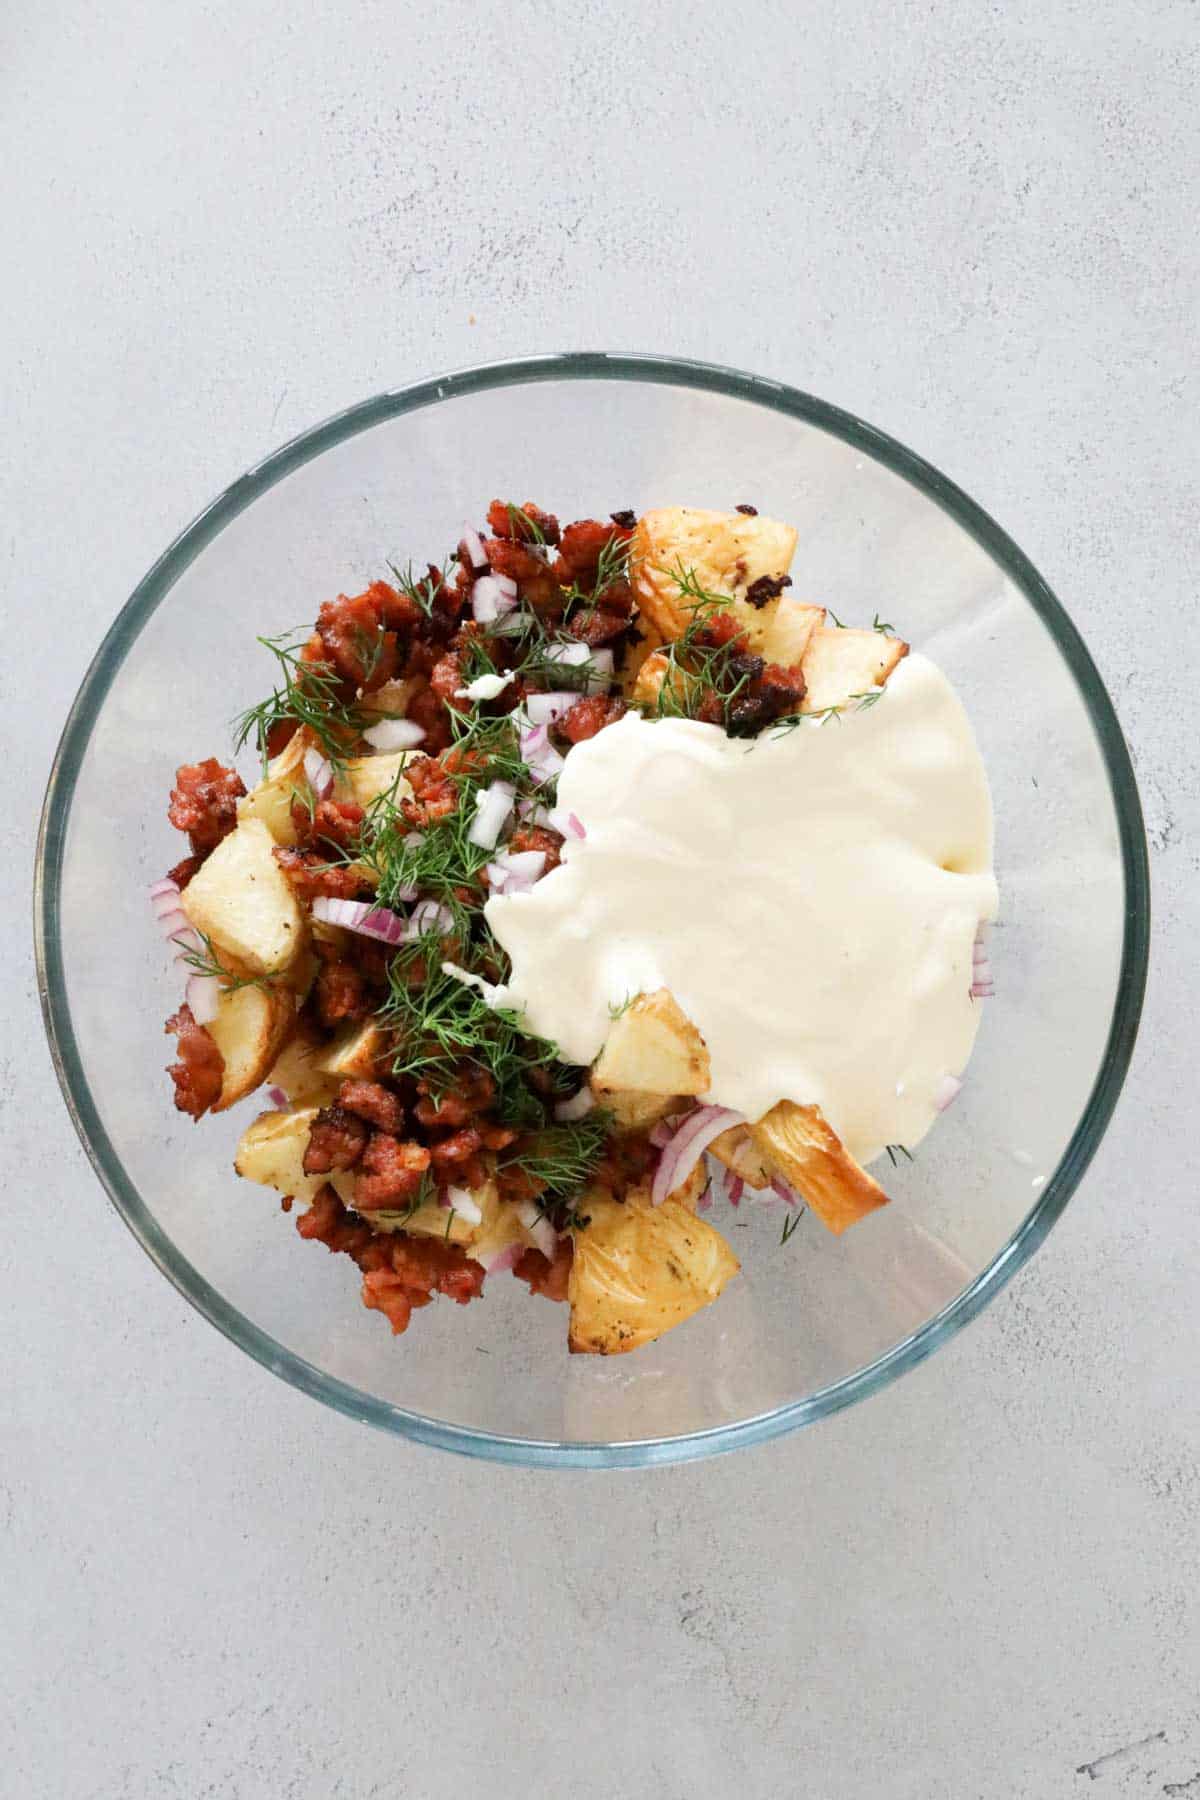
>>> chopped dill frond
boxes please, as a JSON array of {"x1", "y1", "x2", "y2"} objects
[
  {"x1": 232, "y1": 631, "x2": 367, "y2": 776},
  {"x1": 176, "y1": 931, "x2": 270, "y2": 994},
  {"x1": 780, "y1": 1208, "x2": 806, "y2": 1246},
  {"x1": 500, "y1": 1113, "x2": 612, "y2": 1200}
]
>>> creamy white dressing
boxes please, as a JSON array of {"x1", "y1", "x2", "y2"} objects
[{"x1": 484, "y1": 654, "x2": 998, "y2": 1166}]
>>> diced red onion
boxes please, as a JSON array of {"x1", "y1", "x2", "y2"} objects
[
  {"x1": 404, "y1": 899, "x2": 455, "y2": 940},
  {"x1": 152, "y1": 890, "x2": 184, "y2": 920},
  {"x1": 523, "y1": 691, "x2": 577, "y2": 727},
  {"x1": 149, "y1": 877, "x2": 179, "y2": 901},
  {"x1": 468, "y1": 779, "x2": 516, "y2": 850},
  {"x1": 514, "y1": 797, "x2": 550, "y2": 826},
  {"x1": 585, "y1": 648, "x2": 615, "y2": 694},
  {"x1": 492, "y1": 849, "x2": 545, "y2": 883},
  {"x1": 971, "y1": 923, "x2": 994, "y2": 997},
  {"x1": 518, "y1": 716, "x2": 567, "y2": 784},
  {"x1": 516, "y1": 1201, "x2": 557, "y2": 1262},
  {"x1": 728, "y1": 1176, "x2": 745, "y2": 1208},
  {"x1": 770, "y1": 1176, "x2": 800, "y2": 1207},
  {"x1": 311, "y1": 896, "x2": 409, "y2": 944},
  {"x1": 697, "y1": 1183, "x2": 713, "y2": 1212},
  {"x1": 652, "y1": 1105, "x2": 746, "y2": 1206},
  {"x1": 649, "y1": 1119, "x2": 673, "y2": 1149},
  {"x1": 471, "y1": 575, "x2": 518, "y2": 625},
  {"x1": 493, "y1": 573, "x2": 518, "y2": 600},
  {"x1": 445, "y1": 1186, "x2": 484, "y2": 1227},
  {"x1": 554, "y1": 1086, "x2": 595, "y2": 1122},
  {"x1": 363, "y1": 718, "x2": 425, "y2": 752},
  {"x1": 544, "y1": 641, "x2": 590, "y2": 669},
  {"x1": 185, "y1": 971, "x2": 221, "y2": 1025},
  {"x1": 265, "y1": 1086, "x2": 288, "y2": 1108},
  {"x1": 490, "y1": 609, "x2": 536, "y2": 637},
  {"x1": 303, "y1": 747, "x2": 334, "y2": 799},
  {"x1": 481, "y1": 1242, "x2": 524, "y2": 1276},
  {"x1": 544, "y1": 806, "x2": 585, "y2": 840},
  {"x1": 934, "y1": 1074, "x2": 963, "y2": 1112},
  {"x1": 527, "y1": 739, "x2": 566, "y2": 785},
  {"x1": 460, "y1": 524, "x2": 488, "y2": 571}
]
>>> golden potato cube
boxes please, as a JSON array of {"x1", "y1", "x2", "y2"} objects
[
  {"x1": 591, "y1": 1085, "x2": 680, "y2": 1133},
  {"x1": 591, "y1": 989, "x2": 710, "y2": 1097},
  {"x1": 708, "y1": 1123, "x2": 774, "y2": 1188},
  {"x1": 343, "y1": 750, "x2": 414, "y2": 810},
  {"x1": 180, "y1": 819, "x2": 304, "y2": 975},
  {"x1": 757, "y1": 597, "x2": 826, "y2": 670},
  {"x1": 567, "y1": 1195, "x2": 739, "y2": 1355},
  {"x1": 266, "y1": 1027, "x2": 339, "y2": 1107},
  {"x1": 206, "y1": 982, "x2": 295, "y2": 1112},
  {"x1": 799, "y1": 626, "x2": 909, "y2": 715},
  {"x1": 749, "y1": 1100, "x2": 889, "y2": 1234},
  {"x1": 632, "y1": 506, "x2": 797, "y2": 650},
  {"x1": 234, "y1": 1106, "x2": 354, "y2": 1209},
  {"x1": 236, "y1": 729, "x2": 310, "y2": 847},
  {"x1": 316, "y1": 1019, "x2": 387, "y2": 1082}
]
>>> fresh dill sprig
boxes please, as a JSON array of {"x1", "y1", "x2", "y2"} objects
[
  {"x1": 656, "y1": 560, "x2": 732, "y2": 617},
  {"x1": 353, "y1": 709, "x2": 532, "y2": 917},
  {"x1": 780, "y1": 1208, "x2": 806, "y2": 1246},
  {"x1": 884, "y1": 1143, "x2": 914, "y2": 1167},
  {"x1": 607, "y1": 994, "x2": 635, "y2": 1019},
  {"x1": 177, "y1": 931, "x2": 270, "y2": 994},
  {"x1": 232, "y1": 631, "x2": 366, "y2": 776},
  {"x1": 378, "y1": 939, "x2": 561, "y2": 1126},
  {"x1": 504, "y1": 503, "x2": 545, "y2": 546},
  {"x1": 769, "y1": 688, "x2": 887, "y2": 736},
  {"x1": 560, "y1": 530, "x2": 633, "y2": 622},
  {"x1": 827, "y1": 609, "x2": 846, "y2": 629},
  {"x1": 501, "y1": 1112, "x2": 612, "y2": 1200},
  {"x1": 647, "y1": 565, "x2": 761, "y2": 730},
  {"x1": 872, "y1": 612, "x2": 895, "y2": 635},
  {"x1": 387, "y1": 557, "x2": 455, "y2": 619}
]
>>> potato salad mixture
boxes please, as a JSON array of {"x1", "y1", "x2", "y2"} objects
[{"x1": 154, "y1": 501, "x2": 997, "y2": 1354}]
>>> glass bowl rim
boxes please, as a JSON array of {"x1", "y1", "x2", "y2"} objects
[{"x1": 34, "y1": 351, "x2": 1150, "y2": 1469}]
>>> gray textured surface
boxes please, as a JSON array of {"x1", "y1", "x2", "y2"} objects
[{"x1": 3, "y1": 2, "x2": 1198, "y2": 1795}]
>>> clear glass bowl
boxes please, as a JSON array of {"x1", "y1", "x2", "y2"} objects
[{"x1": 35, "y1": 354, "x2": 1149, "y2": 1467}]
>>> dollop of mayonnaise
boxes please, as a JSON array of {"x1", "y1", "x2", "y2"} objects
[{"x1": 485, "y1": 654, "x2": 998, "y2": 1165}]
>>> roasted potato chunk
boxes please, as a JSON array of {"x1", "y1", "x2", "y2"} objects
[
  {"x1": 358, "y1": 676, "x2": 422, "y2": 720},
  {"x1": 709, "y1": 1123, "x2": 773, "y2": 1188},
  {"x1": 234, "y1": 1106, "x2": 355, "y2": 1208},
  {"x1": 590, "y1": 1084, "x2": 680, "y2": 1133},
  {"x1": 632, "y1": 507, "x2": 797, "y2": 650},
  {"x1": 591, "y1": 989, "x2": 710, "y2": 1097},
  {"x1": 236, "y1": 730, "x2": 310, "y2": 847},
  {"x1": 630, "y1": 649, "x2": 671, "y2": 711},
  {"x1": 568, "y1": 1195, "x2": 739, "y2": 1355},
  {"x1": 266, "y1": 1026, "x2": 339, "y2": 1107},
  {"x1": 799, "y1": 626, "x2": 909, "y2": 715},
  {"x1": 463, "y1": 1190, "x2": 527, "y2": 1268},
  {"x1": 181, "y1": 818, "x2": 304, "y2": 974},
  {"x1": 343, "y1": 750, "x2": 414, "y2": 810},
  {"x1": 757, "y1": 596, "x2": 825, "y2": 670},
  {"x1": 749, "y1": 1101, "x2": 889, "y2": 1234},
  {"x1": 207, "y1": 981, "x2": 295, "y2": 1112},
  {"x1": 619, "y1": 621, "x2": 666, "y2": 699},
  {"x1": 316, "y1": 1019, "x2": 387, "y2": 1082}
]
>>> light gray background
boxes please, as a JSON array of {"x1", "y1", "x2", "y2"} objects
[{"x1": 4, "y1": 3, "x2": 1197, "y2": 1796}]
